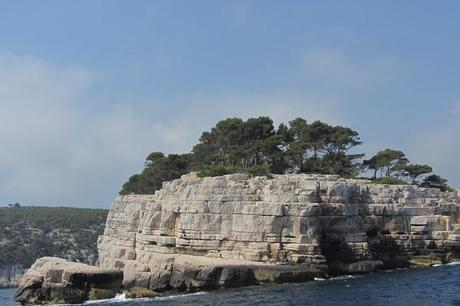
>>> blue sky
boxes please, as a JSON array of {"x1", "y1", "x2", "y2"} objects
[{"x1": 0, "y1": 1, "x2": 459, "y2": 207}]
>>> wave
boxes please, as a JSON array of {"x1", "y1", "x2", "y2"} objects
[
  {"x1": 433, "y1": 261, "x2": 460, "y2": 267},
  {"x1": 84, "y1": 293, "x2": 130, "y2": 304},
  {"x1": 329, "y1": 275, "x2": 358, "y2": 281},
  {"x1": 80, "y1": 291, "x2": 208, "y2": 305},
  {"x1": 154, "y1": 291, "x2": 207, "y2": 301},
  {"x1": 447, "y1": 261, "x2": 460, "y2": 266}
]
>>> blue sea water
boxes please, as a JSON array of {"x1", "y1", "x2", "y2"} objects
[{"x1": 1, "y1": 264, "x2": 459, "y2": 306}]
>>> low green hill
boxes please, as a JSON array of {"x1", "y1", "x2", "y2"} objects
[{"x1": 0, "y1": 206, "x2": 108, "y2": 269}]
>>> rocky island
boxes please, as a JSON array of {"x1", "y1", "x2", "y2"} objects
[{"x1": 17, "y1": 173, "x2": 460, "y2": 305}]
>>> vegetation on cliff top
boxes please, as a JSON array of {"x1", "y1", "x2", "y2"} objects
[
  {"x1": 0, "y1": 206, "x2": 108, "y2": 269},
  {"x1": 121, "y1": 117, "x2": 451, "y2": 195}
]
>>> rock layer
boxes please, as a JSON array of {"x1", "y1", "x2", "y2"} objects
[
  {"x1": 98, "y1": 173, "x2": 460, "y2": 291},
  {"x1": 15, "y1": 257, "x2": 123, "y2": 305}
]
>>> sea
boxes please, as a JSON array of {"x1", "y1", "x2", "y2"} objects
[{"x1": 1, "y1": 263, "x2": 459, "y2": 306}]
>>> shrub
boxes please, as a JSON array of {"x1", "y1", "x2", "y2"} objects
[
  {"x1": 371, "y1": 177, "x2": 408, "y2": 185},
  {"x1": 197, "y1": 165, "x2": 238, "y2": 177},
  {"x1": 245, "y1": 164, "x2": 271, "y2": 177}
]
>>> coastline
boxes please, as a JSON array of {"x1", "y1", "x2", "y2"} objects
[
  {"x1": 85, "y1": 263, "x2": 460, "y2": 305},
  {"x1": 14, "y1": 174, "x2": 460, "y2": 304}
]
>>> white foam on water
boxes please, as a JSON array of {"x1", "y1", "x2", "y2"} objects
[
  {"x1": 314, "y1": 277, "x2": 326, "y2": 281},
  {"x1": 80, "y1": 291, "x2": 208, "y2": 304},
  {"x1": 329, "y1": 275, "x2": 357, "y2": 281},
  {"x1": 447, "y1": 261, "x2": 460, "y2": 266},
  {"x1": 84, "y1": 293, "x2": 132, "y2": 304},
  {"x1": 385, "y1": 267, "x2": 409, "y2": 273},
  {"x1": 154, "y1": 291, "x2": 207, "y2": 301},
  {"x1": 432, "y1": 261, "x2": 460, "y2": 267}
]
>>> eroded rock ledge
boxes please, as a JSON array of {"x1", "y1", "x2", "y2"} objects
[
  {"x1": 15, "y1": 257, "x2": 122, "y2": 305},
  {"x1": 98, "y1": 173, "x2": 460, "y2": 291}
]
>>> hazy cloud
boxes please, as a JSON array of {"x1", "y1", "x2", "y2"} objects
[
  {"x1": 406, "y1": 103, "x2": 460, "y2": 188},
  {"x1": 453, "y1": 102, "x2": 460, "y2": 117},
  {"x1": 2, "y1": 49, "x2": 455, "y2": 208},
  {"x1": 0, "y1": 52, "x2": 179, "y2": 206},
  {"x1": 302, "y1": 48, "x2": 400, "y2": 87},
  {"x1": 0, "y1": 52, "x2": 343, "y2": 207}
]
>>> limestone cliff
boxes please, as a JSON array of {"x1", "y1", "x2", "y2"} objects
[{"x1": 97, "y1": 173, "x2": 460, "y2": 291}]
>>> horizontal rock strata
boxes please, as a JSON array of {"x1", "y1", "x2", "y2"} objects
[
  {"x1": 98, "y1": 173, "x2": 460, "y2": 291},
  {"x1": 15, "y1": 257, "x2": 123, "y2": 305}
]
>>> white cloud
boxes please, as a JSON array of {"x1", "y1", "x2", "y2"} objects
[
  {"x1": 0, "y1": 52, "x2": 344, "y2": 207},
  {"x1": 2, "y1": 49, "x2": 455, "y2": 208},
  {"x1": 0, "y1": 52, "x2": 166, "y2": 206}
]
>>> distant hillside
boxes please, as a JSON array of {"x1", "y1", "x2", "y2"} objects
[{"x1": 0, "y1": 206, "x2": 108, "y2": 287}]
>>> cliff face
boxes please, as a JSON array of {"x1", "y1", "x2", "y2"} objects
[{"x1": 98, "y1": 173, "x2": 460, "y2": 291}]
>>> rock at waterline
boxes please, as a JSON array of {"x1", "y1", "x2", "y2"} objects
[{"x1": 15, "y1": 257, "x2": 123, "y2": 305}]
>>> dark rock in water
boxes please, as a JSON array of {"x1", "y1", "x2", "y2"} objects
[
  {"x1": 125, "y1": 287, "x2": 159, "y2": 299},
  {"x1": 328, "y1": 260, "x2": 384, "y2": 274},
  {"x1": 15, "y1": 257, "x2": 123, "y2": 305}
]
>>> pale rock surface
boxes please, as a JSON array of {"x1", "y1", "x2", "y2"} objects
[
  {"x1": 15, "y1": 257, "x2": 123, "y2": 305},
  {"x1": 97, "y1": 173, "x2": 460, "y2": 290}
]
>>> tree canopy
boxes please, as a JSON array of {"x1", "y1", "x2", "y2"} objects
[
  {"x1": 363, "y1": 148, "x2": 450, "y2": 189},
  {"x1": 420, "y1": 175, "x2": 450, "y2": 191},
  {"x1": 120, "y1": 116, "x2": 451, "y2": 195},
  {"x1": 401, "y1": 164, "x2": 433, "y2": 184},
  {"x1": 362, "y1": 149, "x2": 409, "y2": 179}
]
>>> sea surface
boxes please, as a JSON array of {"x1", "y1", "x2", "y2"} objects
[{"x1": 1, "y1": 264, "x2": 459, "y2": 306}]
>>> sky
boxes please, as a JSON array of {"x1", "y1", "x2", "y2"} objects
[{"x1": 0, "y1": 0, "x2": 460, "y2": 208}]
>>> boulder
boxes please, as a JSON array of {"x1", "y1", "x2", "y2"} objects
[{"x1": 15, "y1": 257, "x2": 123, "y2": 305}]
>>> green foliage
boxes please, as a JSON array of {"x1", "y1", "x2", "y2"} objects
[
  {"x1": 363, "y1": 149, "x2": 450, "y2": 190},
  {"x1": 245, "y1": 164, "x2": 271, "y2": 177},
  {"x1": 121, "y1": 116, "x2": 366, "y2": 194},
  {"x1": 120, "y1": 116, "x2": 451, "y2": 194},
  {"x1": 0, "y1": 207, "x2": 107, "y2": 268},
  {"x1": 191, "y1": 117, "x2": 282, "y2": 171},
  {"x1": 284, "y1": 119, "x2": 363, "y2": 177},
  {"x1": 420, "y1": 175, "x2": 451, "y2": 191},
  {"x1": 401, "y1": 164, "x2": 433, "y2": 184},
  {"x1": 120, "y1": 153, "x2": 191, "y2": 194},
  {"x1": 363, "y1": 149, "x2": 409, "y2": 179},
  {"x1": 371, "y1": 177, "x2": 408, "y2": 185},
  {"x1": 197, "y1": 165, "x2": 238, "y2": 177}
]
